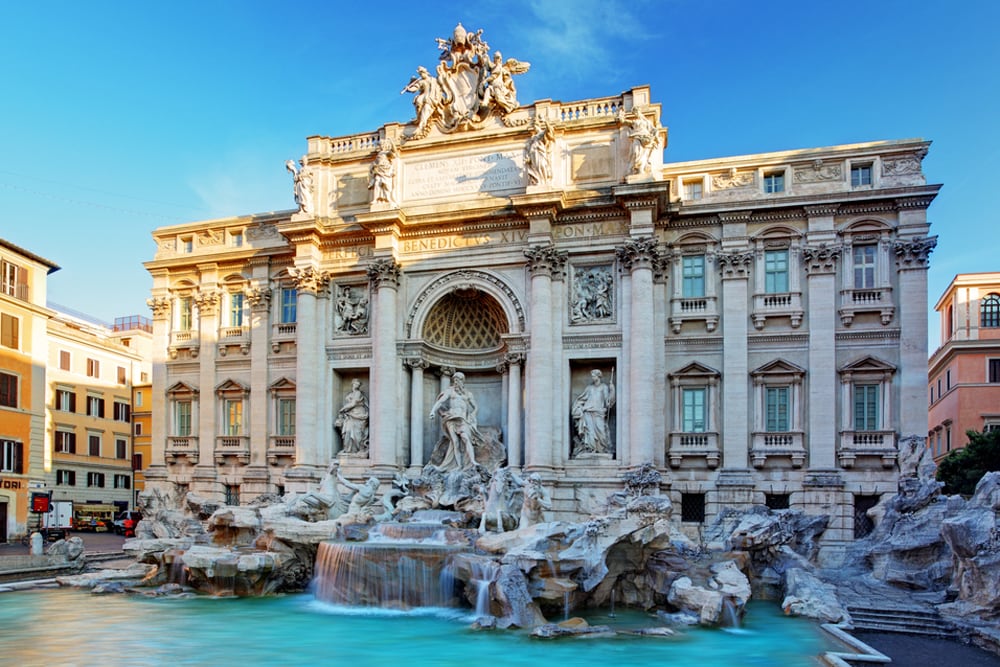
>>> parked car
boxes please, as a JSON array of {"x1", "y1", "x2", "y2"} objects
[{"x1": 112, "y1": 511, "x2": 142, "y2": 536}]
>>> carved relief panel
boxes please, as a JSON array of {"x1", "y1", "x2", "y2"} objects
[
  {"x1": 333, "y1": 284, "x2": 370, "y2": 337},
  {"x1": 569, "y1": 264, "x2": 615, "y2": 325}
]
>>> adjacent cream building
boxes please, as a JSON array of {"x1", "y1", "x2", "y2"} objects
[{"x1": 143, "y1": 26, "x2": 938, "y2": 548}]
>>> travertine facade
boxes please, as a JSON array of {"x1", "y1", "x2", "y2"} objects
[{"x1": 144, "y1": 26, "x2": 939, "y2": 547}]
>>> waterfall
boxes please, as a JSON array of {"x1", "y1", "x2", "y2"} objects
[{"x1": 720, "y1": 597, "x2": 741, "y2": 628}]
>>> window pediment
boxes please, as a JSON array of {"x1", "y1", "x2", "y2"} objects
[
  {"x1": 166, "y1": 381, "x2": 199, "y2": 397},
  {"x1": 839, "y1": 356, "x2": 896, "y2": 374},
  {"x1": 215, "y1": 379, "x2": 249, "y2": 397},
  {"x1": 669, "y1": 361, "x2": 720, "y2": 380},
  {"x1": 751, "y1": 358, "x2": 805, "y2": 383}
]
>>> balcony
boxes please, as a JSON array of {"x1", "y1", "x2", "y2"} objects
[
  {"x1": 267, "y1": 435, "x2": 296, "y2": 465},
  {"x1": 838, "y1": 430, "x2": 896, "y2": 468},
  {"x1": 839, "y1": 287, "x2": 894, "y2": 326},
  {"x1": 217, "y1": 326, "x2": 249, "y2": 356},
  {"x1": 751, "y1": 291, "x2": 803, "y2": 329},
  {"x1": 669, "y1": 295, "x2": 719, "y2": 333},
  {"x1": 169, "y1": 330, "x2": 200, "y2": 359},
  {"x1": 271, "y1": 322, "x2": 297, "y2": 352},
  {"x1": 667, "y1": 432, "x2": 720, "y2": 468},
  {"x1": 214, "y1": 435, "x2": 250, "y2": 465},
  {"x1": 165, "y1": 436, "x2": 199, "y2": 464},
  {"x1": 750, "y1": 431, "x2": 806, "y2": 468}
]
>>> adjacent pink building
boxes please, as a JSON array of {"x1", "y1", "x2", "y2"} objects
[{"x1": 928, "y1": 272, "x2": 1000, "y2": 460}]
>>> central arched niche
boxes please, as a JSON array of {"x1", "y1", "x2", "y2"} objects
[{"x1": 419, "y1": 287, "x2": 510, "y2": 464}]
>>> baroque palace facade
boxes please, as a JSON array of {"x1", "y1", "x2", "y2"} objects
[{"x1": 144, "y1": 25, "x2": 938, "y2": 546}]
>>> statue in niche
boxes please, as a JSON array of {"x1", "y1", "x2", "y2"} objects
[
  {"x1": 519, "y1": 473, "x2": 552, "y2": 528},
  {"x1": 571, "y1": 369, "x2": 616, "y2": 456},
  {"x1": 336, "y1": 379, "x2": 369, "y2": 456},
  {"x1": 426, "y1": 371, "x2": 507, "y2": 473},
  {"x1": 619, "y1": 107, "x2": 658, "y2": 176},
  {"x1": 525, "y1": 116, "x2": 555, "y2": 186},
  {"x1": 401, "y1": 66, "x2": 443, "y2": 137},
  {"x1": 335, "y1": 286, "x2": 369, "y2": 336},
  {"x1": 285, "y1": 159, "x2": 314, "y2": 215},
  {"x1": 570, "y1": 267, "x2": 614, "y2": 323},
  {"x1": 368, "y1": 138, "x2": 398, "y2": 206}
]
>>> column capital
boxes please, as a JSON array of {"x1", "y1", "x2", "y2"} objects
[
  {"x1": 246, "y1": 284, "x2": 272, "y2": 311},
  {"x1": 524, "y1": 244, "x2": 567, "y2": 277},
  {"x1": 404, "y1": 357, "x2": 429, "y2": 371},
  {"x1": 893, "y1": 235, "x2": 938, "y2": 269},
  {"x1": 367, "y1": 257, "x2": 401, "y2": 290},
  {"x1": 193, "y1": 289, "x2": 221, "y2": 315},
  {"x1": 146, "y1": 296, "x2": 171, "y2": 319},
  {"x1": 615, "y1": 236, "x2": 660, "y2": 272},
  {"x1": 802, "y1": 243, "x2": 842, "y2": 274},
  {"x1": 716, "y1": 251, "x2": 753, "y2": 279},
  {"x1": 504, "y1": 351, "x2": 525, "y2": 366},
  {"x1": 288, "y1": 265, "x2": 330, "y2": 295}
]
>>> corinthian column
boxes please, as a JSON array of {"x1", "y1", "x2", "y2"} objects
[
  {"x1": 524, "y1": 245, "x2": 566, "y2": 471},
  {"x1": 405, "y1": 357, "x2": 428, "y2": 472},
  {"x1": 368, "y1": 258, "x2": 401, "y2": 470},
  {"x1": 288, "y1": 265, "x2": 328, "y2": 469},
  {"x1": 616, "y1": 237, "x2": 659, "y2": 466}
]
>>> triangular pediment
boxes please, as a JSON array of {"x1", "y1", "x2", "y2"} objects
[
  {"x1": 166, "y1": 381, "x2": 198, "y2": 396},
  {"x1": 215, "y1": 379, "x2": 249, "y2": 396},
  {"x1": 269, "y1": 377, "x2": 296, "y2": 391},
  {"x1": 751, "y1": 358, "x2": 806, "y2": 378},
  {"x1": 839, "y1": 356, "x2": 896, "y2": 374},
  {"x1": 670, "y1": 361, "x2": 720, "y2": 379}
]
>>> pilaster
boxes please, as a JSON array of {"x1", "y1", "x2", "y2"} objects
[
  {"x1": 368, "y1": 257, "x2": 402, "y2": 470},
  {"x1": 289, "y1": 265, "x2": 329, "y2": 470},
  {"x1": 718, "y1": 249, "x2": 752, "y2": 470}
]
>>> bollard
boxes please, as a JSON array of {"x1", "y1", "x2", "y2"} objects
[{"x1": 30, "y1": 531, "x2": 44, "y2": 555}]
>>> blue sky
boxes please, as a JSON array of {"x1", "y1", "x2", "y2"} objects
[{"x1": 1, "y1": 1, "x2": 998, "y2": 352}]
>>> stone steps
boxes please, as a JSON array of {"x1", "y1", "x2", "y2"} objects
[{"x1": 848, "y1": 606, "x2": 959, "y2": 638}]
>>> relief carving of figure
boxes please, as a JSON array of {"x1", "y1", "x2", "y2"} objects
[
  {"x1": 368, "y1": 138, "x2": 398, "y2": 206},
  {"x1": 525, "y1": 116, "x2": 555, "y2": 186},
  {"x1": 619, "y1": 108, "x2": 659, "y2": 176},
  {"x1": 571, "y1": 267, "x2": 614, "y2": 323},
  {"x1": 428, "y1": 372, "x2": 480, "y2": 470},
  {"x1": 572, "y1": 369, "x2": 616, "y2": 456},
  {"x1": 285, "y1": 159, "x2": 315, "y2": 215},
  {"x1": 401, "y1": 66, "x2": 443, "y2": 137},
  {"x1": 336, "y1": 379, "x2": 369, "y2": 455},
  {"x1": 519, "y1": 473, "x2": 552, "y2": 528},
  {"x1": 335, "y1": 286, "x2": 369, "y2": 335}
]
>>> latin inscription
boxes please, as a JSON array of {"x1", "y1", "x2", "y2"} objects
[
  {"x1": 404, "y1": 151, "x2": 524, "y2": 201},
  {"x1": 400, "y1": 223, "x2": 625, "y2": 254}
]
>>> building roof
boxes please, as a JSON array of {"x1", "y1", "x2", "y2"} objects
[{"x1": 0, "y1": 237, "x2": 61, "y2": 273}]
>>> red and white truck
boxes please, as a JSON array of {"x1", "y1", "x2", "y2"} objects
[{"x1": 41, "y1": 500, "x2": 73, "y2": 541}]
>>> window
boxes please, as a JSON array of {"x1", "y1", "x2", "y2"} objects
[
  {"x1": 59, "y1": 350, "x2": 71, "y2": 370},
  {"x1": 0, "y1": 313, "x2": 18, "y2": 349},
  {"x1": 87, "y1": 472, "x2": 106, "y2": 488},
  {"x1": 181, "y1": 237, "x2": 193, "y2": 253},
  {"x1": 946, "y1": 426, "x2": 952, "y2": 452},
  {"x1": 278, "y1": 398, "x2": 296, "y2": 436},
  {"x1": 178, "y1": 297, "x2": 193, "y2": 331},
  {"x1": 0, "y1": 372, "x2": 17, "y2": 408},
  {"x1": 135, "y1": 391, "x2": 143, "y2": 407},
  {"x1": 175, "y1": 401, "x2": 192, "y2": 436},
  {"x1": 114, "y1": 474, "x2": 131, "y2": 489},
  {"x1": 763, "y1": 171, "x2": 784, "y2": 193},
  {"x1": 231, "y1": 231, "x2": 243, "y2": 247},
  {"x1": 134, "y1": 422, "x2": 143, "y2": 436},
  {"x1": 681, "y1": 255, "x2": 705, "y2": 298},
  {"x1": 851, "y1": 164, "x2": 873, "y2": 187},
  {"x1": 764, "y1": 249, "x2": 789, "y2": 293},
  {"x1": 280, "y1": 288, "x2": 297, "y2": 324},
  {"x1": 88, "y1": 434, "x2": 101, "y2": 457},
  {"x1": 854, "y1": 495, "x2": 880, "y2": 538},
  {"x1": 765, "y1": 386, "x2": 790, "y2": 432},
  {"x1": 132, "y1": 453, "x2": 143, "y2": 471},
  {"x1": 853, "y1": 244, "x2": 877, "y2": 289},
  {"x1": 116, "y1": 438, "x2": 127, "y2": 459},
  {"x1": 56, "y1": 389, "x2": 76, "y2": 412},
  {"x1": 225, "y1": 399, "x2": 243, "y2": 436},
  {"x1": 680, "y1": 493, "x2": 706, "y2": 523},
  {"x1": 1, "y1": 439, "x2": 23, "y2": 473},
  {"x1": 1, "y1": 260, "x2": 26, "y2": 299},
  {"x1": 117, "y1": 366, "x2": 127, "y2": 385},
  {"x1": 765, "y1": 493, "x2": 790, "y2": 510},
  {"x1": 113, "y1": 401, "x2": 130, "y2": 422},
  {"x1": 989, "y1": 359, "x2": 1000, "y2": 384},
  {"x1": 682, "y1": 180, "x2": 703, "y2": 200},
  {"x1": 854, "y1": 384, "x2": 879, "y2": 431},
  {"x1": 681, "y1": 388, "x2": 706, "y2": 433},
  {"x1": 229, "y1": 292, "x2": 246, "y2": 327},
  {"x1": 86, "y1": 358, "x2": 100, "y2": 379},
  {"x1": 982, "y1": 294, "x2": 1000, "y2": 328},
  {"x1": 224, "y1": 484, "x2": 240, "y2": 506},
  {"x1": 87, "y1": 396, "x2": 105, "y2": 418},
  {"x1": 946, "y1": 369, "x2": 952, "y2": 390},
  {"x1": 56, "y1": 469, "x2": 76, "y2": 486},
  {"x1": 55, "y1": 430, "x2": 76, "y2": 454}
]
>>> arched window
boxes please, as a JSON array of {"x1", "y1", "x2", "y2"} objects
[{"x1": 982, "y1": 293, "x2": 1000, "y2": 328}]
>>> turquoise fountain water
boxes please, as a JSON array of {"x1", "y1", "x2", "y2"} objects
[{"x1": 0, "y1": 588, "x2": 835, "y2": 666}]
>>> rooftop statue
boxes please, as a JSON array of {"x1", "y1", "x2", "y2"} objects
[
  {"x1": 285, "y1": 159, "x2": 314, "y2": 215},
  {"x1": 401, "y1": 23, "x2": 530, "y2": 139}
]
